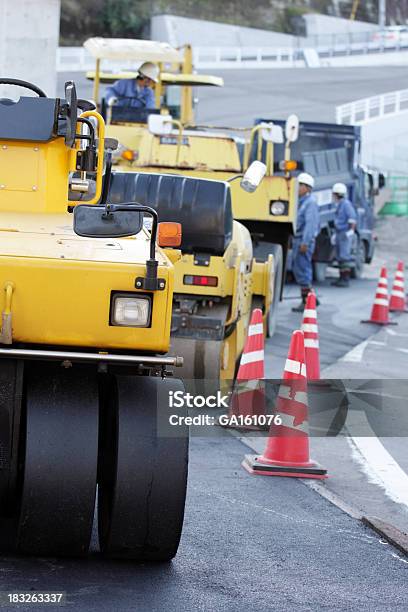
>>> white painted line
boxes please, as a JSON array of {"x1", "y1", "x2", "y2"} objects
[
  {"x1": 386, "y1": 328, "x2": 408, "y2": 337},
  {"x1": 369, "y1": 340, "x2": 387, "y2": 346},
  {"x1": 341, "y1": 340, "x2": 368, "y2": 363},
  {"x1": 346, "y1": 411, "x2": 408, "y2": 509}
]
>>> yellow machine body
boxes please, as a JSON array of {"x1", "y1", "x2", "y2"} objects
[{"x1": 0, "y1": 113, "x2": 176, "y2": 356}]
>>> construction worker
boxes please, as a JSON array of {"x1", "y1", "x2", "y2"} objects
[
  {"x1": 105, "y1": 61, "x2": 159, "y2": 109},
  {"x1": 331, "y1": 183, "x2": 357, "y2": 287},
  {"x1": 292, "y1": 173, "x2": 320, "y2": 312}
]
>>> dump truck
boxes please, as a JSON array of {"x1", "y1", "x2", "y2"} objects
[
  {"x1": 0, "y1": 78, "x2": 188, "y2": 561},
  {"x1": 254, "y1": 118, "x2": 380, "y2": 281}
]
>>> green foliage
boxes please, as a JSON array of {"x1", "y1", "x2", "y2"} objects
[{"x1": 101, "y1": 0, "x2": 151, "y2": 37}]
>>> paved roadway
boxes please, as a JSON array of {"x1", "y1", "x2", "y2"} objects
[
  {"x1": 2, "y1": 434, "x2": 408, "y2": 611},
  {"x1": 59, "y1": 66, "x2": 408, "y2": 124}
]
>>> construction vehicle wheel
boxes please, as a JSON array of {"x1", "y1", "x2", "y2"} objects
[
  {"x1": 98, "y1": 375, "x2": 188, "y2": 562},
  {"x1": 17, "y1": 362, "x2": 99, "y2": 557},
  {"x1": 0, "y1": 360, "x2": 24, "y2": 553},
  {"x1": 267, "y1": 243, "x2": 283, "y2": 338},
  {"x1": 350, "y1": 237, "x2": 365, "y2": 279}
]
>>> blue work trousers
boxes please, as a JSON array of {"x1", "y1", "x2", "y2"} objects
[
  {"x1": 336, "y1": 231, "x2": 353, "y2": 268},
  {"x1": 292, "y1": 238, "x2": 315, "y2": 288}
]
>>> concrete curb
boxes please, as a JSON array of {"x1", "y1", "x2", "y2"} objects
[{"x1": 362, "y1": 516, "x2": 408, "y2": 557}]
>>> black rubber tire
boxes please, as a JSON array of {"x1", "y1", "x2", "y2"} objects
[
  {"x1": 98, "y1": 375, "x2": 189, "y2": 562},
  {"x1": 350, "y1": 238, "x2": 365, "y2": 279},
  {"x1": 0, "y1": 360, "x2": 24, "y2": 554},
  {"x1": 266, "y1": 243, "x2": 283, "y2": 338},
  {"x1": 17, "y1": 362, "x2": 99, "y2": 557}
]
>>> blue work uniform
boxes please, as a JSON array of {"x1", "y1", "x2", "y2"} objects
[
  {"x1": 105, "y1": 79, "x2": 156, "y2": 109},
  {"x1": 334, "y1": 197, "x2": 357, "y2": 267},
  {"x1": 292, "y1": 193, "x2": 320, "y2": 288}
]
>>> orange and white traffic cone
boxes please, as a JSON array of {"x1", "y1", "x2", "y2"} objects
[
  {"x1": 225, "y1": 308, "x2": 266, "y2": 427},
  {"x1": 389, "y1": 261, "x2": 408, "y2": 313},
  {"x1": 302, "y1": 292, "x2": 320, "y2": 380},
  {"x1": 242, "y1": 330, "x2": 327, "y2": 479},
  {"x1": 361, "y1": 266, "x2": 397, "y2": 326}
]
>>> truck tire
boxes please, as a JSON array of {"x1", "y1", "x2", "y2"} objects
[
  {"x1": 313, "y1": 262, "x2": 327, "y2": 284},
  {"x1": 350, "y1": 238, "x2": 365, "y2": 279},
  {"x1": 267, "y1": 244, "x2": 283, "y2": 338}
]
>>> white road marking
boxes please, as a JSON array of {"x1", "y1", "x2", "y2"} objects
[
  {"x1": 341, "y1": 340, "x2": 368, "y2": 363},
  {"x1": 386, "y1": 328, "x2": 408, "y2": 337},
  {"x1": 346, "y1": 411, "x2": 408, "y2": 509}
]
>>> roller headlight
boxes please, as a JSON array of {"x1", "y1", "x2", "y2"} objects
[
  {"x1": 270, "y1": 200, "x2": 287, "y2": 216},
  {"x1": 111, "y1": 294, "x2": 151, "y2": 327}
]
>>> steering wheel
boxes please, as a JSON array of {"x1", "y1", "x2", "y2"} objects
[{"x1": 0, "y1": 78, "x2": 46, "y2": 97}]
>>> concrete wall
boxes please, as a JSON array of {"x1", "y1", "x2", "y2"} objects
[
  {"x1": 360, "y1": 113, "x2": 408, "y2": 174},
  {"x1": 0, "y1": 0, "x2": 60, "y2": 97},
  {"x1": 304, "y1": 14, "x2": 377, "y2": 39},
  {"x1": 151, "y1": 14, "x2": 301, "y2": 48}
]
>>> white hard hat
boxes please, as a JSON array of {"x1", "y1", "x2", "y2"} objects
[
  {"x1": 332, "y1": 182, "x2": 348, "y2": 196},
  {"x1": 298, "y1": 172, "x2": 315, "y2": 189},
  {"x1": 138, "y1": 62, "x2": 159, "y2": 83}
]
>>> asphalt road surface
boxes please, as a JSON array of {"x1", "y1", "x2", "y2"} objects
[
  {"x1": 2, "y1": 435, "x2": 408, "y2": 611},
  {"x1": 58, "y1": 65, "x2": 408, "y2": 124}
]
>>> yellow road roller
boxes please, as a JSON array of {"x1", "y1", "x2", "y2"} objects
[
  {"x1": 83, "y1": 38, "x2": 274, "y2": 386},
  {"x1": 84, "y1": 37, "x2": 296, "y2": 337},
  {"x1": 0, "y1": 78, "x2": 188, "y2": 561},
  {"x1": 107, "y1": 168, "x2": 274, "y2": 385}
]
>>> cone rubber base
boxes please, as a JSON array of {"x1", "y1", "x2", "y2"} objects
[
  {"x1": 242, "y1": 454, "x2": 327, "y2": 479},
  {"x1": 389, "y1": 309, "x2": 408, "y2": 313},
  {"x1": 361, "y1": 320, "x2": 398, "y2": 326}
]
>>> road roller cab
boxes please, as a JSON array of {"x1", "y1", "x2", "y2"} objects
[
  {"x1": 83, "y1": 37, "x2": 224, "y2": 165},
  {"x1": 107, "y1": 169, "x2": 275, "y2": 385},
  {"x1": 0, "y1": 78, "x2": 188, "y2": 562}
]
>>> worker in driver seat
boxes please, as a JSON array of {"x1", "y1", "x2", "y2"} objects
[{"x1": 105, "y1": 61, "x2": 158, "y2": 109}]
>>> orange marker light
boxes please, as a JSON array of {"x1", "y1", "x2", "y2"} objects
[
  {"x1": 280, "y1": 160, "x2": 297, "y2": 171},
  {"x1": 157, "y1": 222, "x2": 182, "y2": 248},
  {"x1": 121, "y1": 149, "x2": 135, "y2": 162}
]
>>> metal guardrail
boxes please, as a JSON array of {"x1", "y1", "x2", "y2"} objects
[
  {"x1": 336, "y1": 89, "x2": 408, "y2": 125},
  {"x1": 56, "y1": 36, "x2": 408, "y2": 72}
]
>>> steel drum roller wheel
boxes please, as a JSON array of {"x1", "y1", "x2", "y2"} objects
[
  {"x1": 98, "y1": 375, "x2": 189, "y2": 561},
  {"x1": 17, "y1": 362, "x2": 99, "y2": 557}
]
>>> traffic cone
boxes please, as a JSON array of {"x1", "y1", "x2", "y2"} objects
[
  {"x1": 389, "y1": 261, "x2": 408, "y2": 312},
  {"x1": 361, "y1": 266, "x2": 397, "y2": 326},
  {"x1": 242, "y1": 330, "x2": 327, "y2": 479},
  {"x1": 301, "y1": 292, "x2": 320, "y2": 380},
  {"x1": 224, "y1": 308, "x2": 266, "y2": 428}
]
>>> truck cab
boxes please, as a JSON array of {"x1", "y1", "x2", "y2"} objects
[{"x1": 255, "y1": 119, "x2": 379, "y2": 280}]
